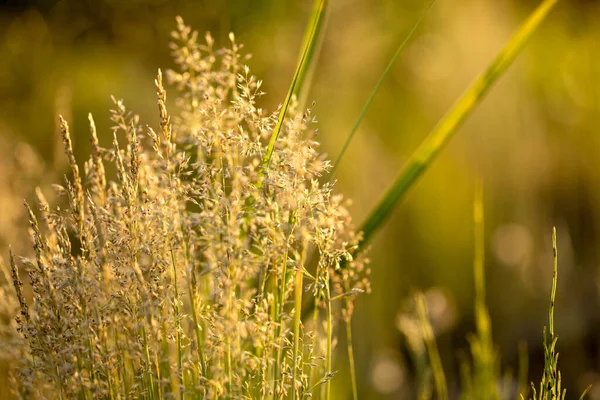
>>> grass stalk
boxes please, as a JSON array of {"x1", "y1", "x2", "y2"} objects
[
  {"x1": 325, "y1": 278, "x2": 333, "y2": 400},
  {"x1": 161, "y1": 320, "x2": 174, "y2": 395},
  {"x1": 257, "y1": 0, "x2": 328, "y2": 189},
  {"x1": 154, "y1": 344, "x2": 163, "y2": 400},
  {"x1": 293, "y1": 0, "x2": 329, "y2": 108},
  {"x1": 468, "y1": 179, "x2": 498, "y2": 399},
  {"x1": 141, "y1": 320, "x2": 156, "y2": 400},
  {"x1": 416, "y1": 293, "x2": 448, "y2": 400},
  {"x1": 356, "y1": 0, "x2": 559, "y2": 251},
  {"x1": 531, "y1": 227, "x2": 563, "y2": 399},
  {"x1": 310, "y1": 294, "x2": 321, "y2": 396},
  {"x1": 517, "y1": 341, "x2": 529, "y2": 400},
  {"x1": 188, "y1": 268, "x2": 206, "y2": 377},
  {"x1": 227, "y1": 334, "x2": 233, "y2": 398},
  {"x1": 473, "y1": 180, "x2": 485, "y2": 313},
  {"x1": 273, "y1": 258, "x2": 282, "y2": 397},
  {"x1": 116, "y1": 332, "x2": 127, "y2": 398},
  {"x1": 180, "y1": 213, "x2": 207, "y2": 387},
  {"x1": 344, "y1": 311, "x2": 358, "y2": 400},
  {"x1": 329, "y1": 0, "x2": 435, "y2": 179},
  {"x1": 529, "y1": 228, "x2": 594, "y2": 399},
  {"x1": 292, "y1": 242, "x2": 308, "y2": 400},
  {"x1": 170, "y1": 248, "x2": 184, "y2": 399},
  {"x1": 549, "y1": 228, "x2": 558, "y2": 339}
]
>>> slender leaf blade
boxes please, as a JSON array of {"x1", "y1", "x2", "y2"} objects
[
  {"x1": 294, "y1": 0, "x2": 330, "y2": 107},
  {"x1": 330, "y1": 0, "x2": 436, "y2": 180},
  {"x1": 257, "y1": 0, "x2": 328, "y2": 189},
  {"x1": 357, "y1": 0, "x2": 558, "y2": 250}
]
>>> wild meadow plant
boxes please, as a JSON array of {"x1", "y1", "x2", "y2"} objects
[
  {"x1": 398, "y1": 197, "x2": 590, "y2": 400},
  {"x1": 1, "y1": 0, "x2": 583, "y2": 398},
  {"x1": 0, "y1": 138, "x2": 51, "y2": 397},
  {"x1": 4, "y1": 17, "x2": 371, "y2": 398}
]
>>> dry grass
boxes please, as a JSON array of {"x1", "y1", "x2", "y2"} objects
[{"x1": 1, "y1": 17, "x2": 369, "y2": 399}]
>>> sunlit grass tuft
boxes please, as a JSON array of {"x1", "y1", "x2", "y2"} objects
[{"x1": 3, "y1": 17, "x2": 369, "y2": 399}]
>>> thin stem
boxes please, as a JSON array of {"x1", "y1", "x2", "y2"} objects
[
  {"x1": 310, "y1": 294, "x2": 320, "y2": 397},
  {"x1": 256, "y1": 0, "x2": 328, "y2": 189},
  {"x1": 416, "y1": 293, "x2": 448, "y2": 400},
  {"x1": 473, "y1": 179, "x2": 485, "y2": 308},
  {"x1": 188, "y1": 269, "x2": 206, "y2": 383},
  {"x1": 170, "y1": 248, "x2": 184, "y2": 399},
  {"x1": 550, "y1": 227, "x2": 557, "y2": 337},
  {"x1": 345, "y1": 314, "x2": 358, "y2": 400},
  {"x1": 329, "y1": 0, "x2": 435, "y2": 179},
  {"x1": 516, "y1": 341, "x2": 529, "y2": 400},
  {"x1": 325, "y1": 278, "x2": 333, "y2": 400},
  {"x1": 182, "y1": 228, "x2": 207, "y2": 391},
  {"x1": 292, "y1": 241, "x2": 308, "y2": 400},
  {"x1": 141, "y1": 318, "x2": 156, "y2": 400},
  {"x1": 293, "y1": 0, "x2": 330, "y2": 109},
  {"x1": 273, "y1": 258, "x2": 282, "y2": 396}
]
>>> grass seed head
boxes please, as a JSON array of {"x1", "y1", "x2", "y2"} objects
[{"x1": 4, "y1": 16, "x2": 369, "y2": 399}]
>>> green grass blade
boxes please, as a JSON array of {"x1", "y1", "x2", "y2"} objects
[
  {"x1": 516, "y1": 341, "x2": 529, "y2": 400},
  {"x1": 579, "y1": 385, "x2": 592, "y2": 400},
  {"x1": 416, "y1": 293, "x2": 448, "y2": 400},
  {"x1": 550, "y1": 226, "x2": 558, "y2": 337},
  {"x1": 257, "y1": 0, "x2": 328, "y2": 189},
  {"x1": 329, "y1": 0, "x2": 435, "y2": 180},
  {"x1": 356, "y1": 0, "x2": 558, "y2": 250},
  {"x1": 294, "y1": 0, "x2": 329, "y2": 108}
]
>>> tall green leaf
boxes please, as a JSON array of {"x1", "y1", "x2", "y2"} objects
[
  {"x1": 257, "y1": 0, "x2": 329, "y2": 189},
  {"x1": 294, "y1": 0, "x2": 330, "y2": 108},
  {"x1": 330, "y1": 1, "x2": 436, "y2": 180},
  {"x1": 357, "y1": 0, "x2": 558, "y2": 250}
]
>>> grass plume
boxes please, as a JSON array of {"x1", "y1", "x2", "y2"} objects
[{"x1": 5, "y1": 18, "x2": 369, "y2": 399}]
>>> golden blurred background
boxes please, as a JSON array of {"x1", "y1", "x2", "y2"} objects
[{"x1": 1, "y1": 0, "x2": 599, "y2": 398}]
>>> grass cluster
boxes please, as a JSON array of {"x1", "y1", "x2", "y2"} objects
[
  {"x1": 0, "y1": 0, "x2": 589, "y2": 398},
  {"x1": 3, "y1": 18, "x2": 369, "y2": 399}
]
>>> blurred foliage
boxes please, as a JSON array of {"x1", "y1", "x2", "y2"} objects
[{"x1": 1, "y1": 0, "x2": 600, "y2": 398}]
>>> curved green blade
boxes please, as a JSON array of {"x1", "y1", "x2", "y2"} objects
[
  {"x1": 294, "y1": 0, "x2": 330, "y2": 108},
  {"x1": 357, "y1": 0, "x2": 558, "y2": 251},
  {"x1": 330, "y1": 0, "x2": 436, "y2": 180},
  {"x1": 257, "y1": 0, "x2": 329, "y2": 190}
]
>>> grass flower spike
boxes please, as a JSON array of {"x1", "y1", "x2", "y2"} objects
[{"x1": 8, "y1": 17, "x2": 369, "y2": 399}]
